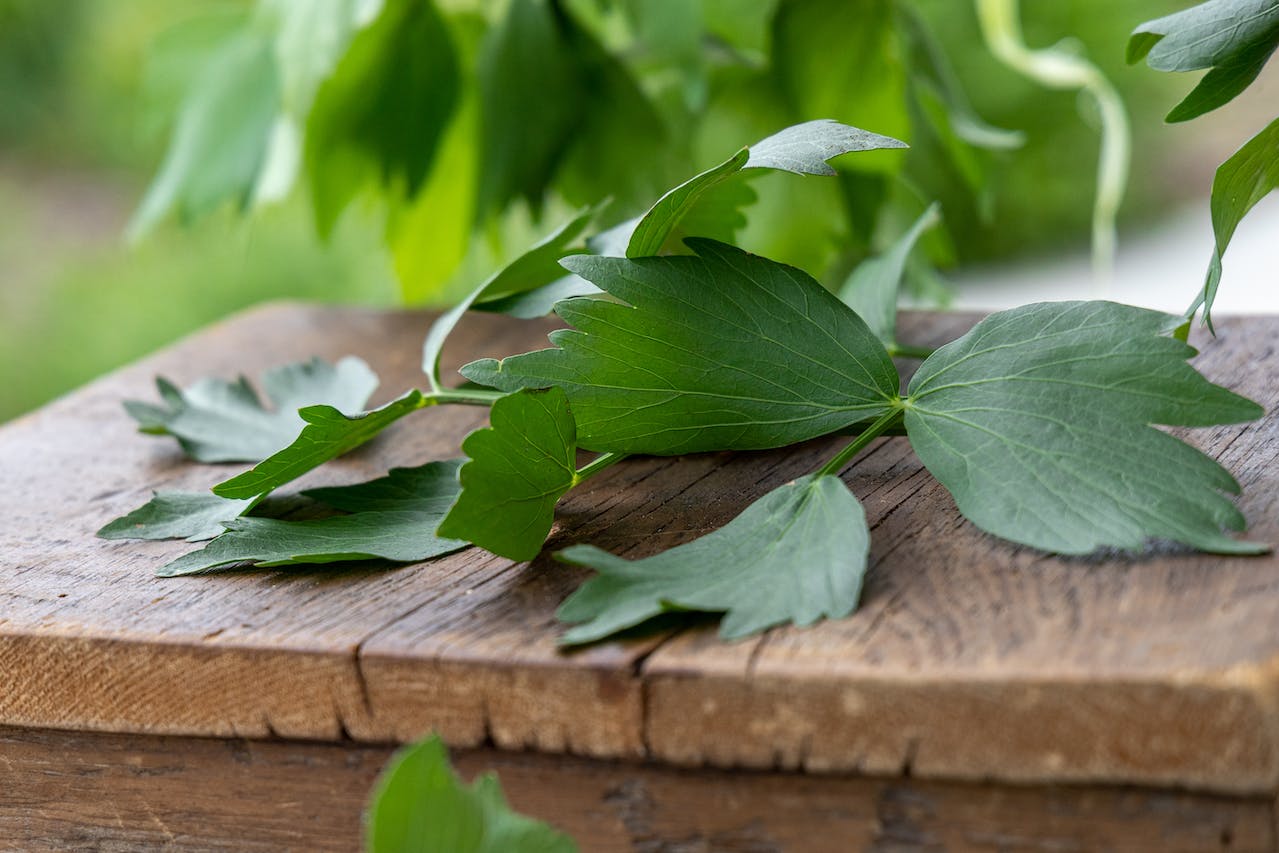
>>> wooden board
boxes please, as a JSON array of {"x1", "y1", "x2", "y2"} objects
[
  {"x1": 2, "y1": 725, "x2": 1273, "y2": 852},
  {"x1": 1, "y1": 303, "x2": 1277, "y2": 793}
]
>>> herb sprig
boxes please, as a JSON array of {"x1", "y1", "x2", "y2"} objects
[{"x1": 106, "y1": 119, "x2": 1268, "y2": 646}]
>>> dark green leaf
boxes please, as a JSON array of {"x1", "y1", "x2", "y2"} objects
[
  {"x1": 162, "y1": 461, "x2": 466, "y2": 576},
  {"x1": 557, "y1": 474, "x2": 870, "y2": 643},
  {"x1": 212, "y1": 390, "x2": 427, "y2": 500},
  {"x1": 128, "y1": 27, "x2": 279, "y2": 238},
  {"x1": 365, "y1": 735, "x2": 577, "y2": 853},
  {"x1": 553, "y1": 10, "x2": 668, "y2": 215},
  {"x1": 461, "y1": 240, "x2": 900, "y2": 455},
  {"x1": 306, "y1": 0, "x2": 459, "y2": 236},
  {"x1": 904, "y1": 301, "x2": 1266, "y2": 555},
  {"x1": 839, "y1": 202, "x2": 941, "y2": 344},
  {"x1": 423, "y1": 206, "x2": 598, "y2": 389},
  {"x1": 1194, "y1": 117, "x2": 1279, "y2": 327},
  {"x1": 475, "y1": 0, "x2": 582, "y2": 221},
  {"x1": 438, "y1": 388, "x2": 578, "y2": 561},
  {"x1": 1128, "y1": 0, "x2": 1279, "y2": 122},
  {"x1": 125, "y1": 357, "x2": 379, "y2": 463},
  {"x1": 98, "y1": 492, "x2": 257, "y2": 542},
  {"x1": 625, "y1": 120, "x2": 906, "y2": 257}
]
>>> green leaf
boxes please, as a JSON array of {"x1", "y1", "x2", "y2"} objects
[
  {"x1": 161, "y1": 461, "x2": 466, "y2": 577},
  {"x1": 557, "y1": 474, "x2": 870, "y2": 643},
  {"x1": 471, "y1": 216, "x2": 635, "y2": 319},
  {"x1": 1128, "y1": 0, "x2": 1279, "y2": 122},
  {"x1": 98, "y1": 492, "x2": 257, "y2": 542},
  {"x1": 437, "y1": 388, "x2": 577, "y2": 561},
  {"x1": 461, "y1": 240, "x2": 900, "y2": 455},
  {"x1": 903, "y1": 301, "x2": 1267, "y2": 555},
  {"x1": 256, "y1": 0, "x2": 376, "y2": 116},
  {"x1": 125, "y1": 357, "x2": 379, "y2": 464},
  {"x1": 306, "y1": 0, "x2": 459, "y2": 236},
  {"x1": 625, "y1": 120, "x2": 907, "y2": 257},
  {"x1": 552, "y1": 9, "x2": 668, "y2": 215},
  {"x1": 896, "y1": 3, "x2": 1023, "y2": 152},
  {"x1": 1194, "y1": 117, "x2": 1279, "y2": 328},
  {"x1": 771, "y1": 0, "x2": 909, "y2": 173},
  {"x1": 213, "y1": 390, "x2": 427, "y2": 500},
  {"x1": 839, "y1": 202, "x2": 941, "y2": 344},
  {"x1": 365, "y1": 735, "x2": 577, "y2": 853},
  {"x1": 474, "y1": 0, "x2": 583, "y2": 221},
  {"x1": 422, "y1": 206, "x2": 599, "y2": 390},
  {"x1": 128, "y1": 27, "x2": 280, "y2": 239}
]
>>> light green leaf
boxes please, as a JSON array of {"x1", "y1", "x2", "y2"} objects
[
  {"x1": 125, "y1": 357, "x2": 379, "y2": 463},
  {"x1": 557, "y1": 474, "x2": 870, "y2": 643},
  {"x1": 625, "y1": 120, "x2": 906, "y2": 257},
  {"x1": 839, "y1": 202, "x2": 941, "y2": 344},
  {"x1": 257, "y1": 0, "x2": 381, "y2": 115},
  {"x1": 904, "y1": 301, "x2": 1267, "y2": 555},
  {"x1": 161, "y1": 461, "x2": 466, "y2": 576},
  {"x1": 771, "y1": 0, "x2": 909, "y2": 173},
  {"x1": 461, "y1": 239, "x2": 899, "y2": 455},
  {"x1": 98, "y1": 492, "x2": 257, "y2": 542},
  {"x1": 306, "y1": 0, "x2": 459, "y2": 236},
  {"x1": 213, "y1": 390, "x2": 427, "y2": 500},
  {"x1": 128, "y1": 27, "x2": 280, "y2": 239},
  {"x1": 438, "y1": 388, "x2": 577, "y2": 561},
  {"x1": 1128, "y1": 0, "x2": 1279, "y2": 122},
  {"x1": 422, "y1": 206, "x2": 598, "y2": 390},
  {"x1": 365, "y1": 735, "x2": 577, "y2": 853},
  {"x1": 1193, "y1": 117, "x2": 1279, "y2": 328}
]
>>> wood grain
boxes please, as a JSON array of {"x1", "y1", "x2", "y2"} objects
[
  {"x1": 1, "y1": 725, "x2": 1272, "y2": 852},
  {"x1": 1, "y1": 303, "x2": 1277, "y2": 792}
]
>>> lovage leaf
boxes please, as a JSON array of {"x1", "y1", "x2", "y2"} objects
[
  {"x1": 365, "y1": 735, "x2": 577, "y2": 853},
  {"x1": 128, "y1": 26, "x2": 279, "y2": 238},
  {"x1": 557, "y1": 474, "x2": 870, "y2": 644},
  {"x1": 461, "y1": 239, "x2": 900, "y2": 456},
  {"x1": 903, "y1": 301, "x2": 1266, "y2": 555},
  {"x1": 1193, "y1": 117, "x2": 1279, "y2": 328},
  {"x1": 98, "y1": 492, "x2": 257, "y2": 542},
  {"x1": 162, "y1": 461, "x2": 466, "y2": 576},
  {"x1": 839, "y1": 202, "x2": 941, "y2": 344},
  {"x1": 213, "y1": 390, "x2": 427, "y2": 500},
  {"x1": 423, "y1": 206, "x2": 599, "y2": 390},
  {"x1": 437, "y1": 388, "x2": 578, "y2": 562},
  {"x1": 125, "y1": 356, "x2": 379, "y2": 463},
  {"x1": 1128, "y1": 0, "x2": 1279, "y2": 122},
  {"x1": 471, "y1": 216, "x2": 637, "y2": 320},
  {"x1": 625, "y1": 120, "x2": 906, "y2": 257},
  {"x1": 474, "y1": 0, "x2": 583, "y2": 221},
  {"x1": 306, "y1": 0, "x2": 459, "y2": 236}
]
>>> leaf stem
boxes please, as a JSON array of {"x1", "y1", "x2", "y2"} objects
[
  {"x1": 975, "y1": 0, "x2": 1129, "y2": 293},
  {"x1": 886, "y1": 343, "x2": 935, "y2": 360},
  {"x1": 426, "y1": 387, "x2": 504, "y2": 407},
  {"x1": 575, "y1": 451, "x2": 627, "y2": 482},
  {"x1": 815, "y1": 408, "x2": 903, "y2": 478}
]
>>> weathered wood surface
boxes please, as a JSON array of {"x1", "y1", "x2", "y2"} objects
[
  {"x1": 2, "y1": 725, "x2": 1272, "y2": 852},
  {"x1": 1, "y1": 303, "x2": 1277, "y2": 793}
]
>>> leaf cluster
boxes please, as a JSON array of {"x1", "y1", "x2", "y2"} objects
[
  {"x1": 130, "y1": 0, "x2": 1022, "y2": 306},
  {"x1": 106, "y1": 120, "x2": 1266, "y2": 650}
]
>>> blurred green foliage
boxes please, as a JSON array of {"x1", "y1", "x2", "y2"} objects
[{"x1": 1, "y1": 0, "x2": 1187, "y2": 423}]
